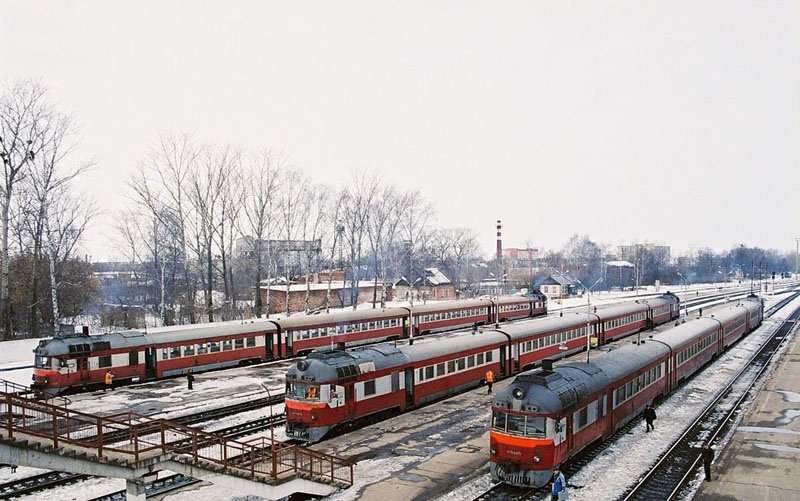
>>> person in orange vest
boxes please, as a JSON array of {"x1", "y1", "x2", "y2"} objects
[
  {"x1": 486, "y1": 370, "x2": 495, "y2": 394},
  {"x1": 104, "y1": 369, "x2": 114, "y2": 392}
]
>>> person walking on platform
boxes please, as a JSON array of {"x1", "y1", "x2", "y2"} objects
[
  {"x1": 643, "y1": 404, "x2": 657, "y2": 432},
  {"x1": 701, "y1": 442, "x2": 715, "y2": 481},
  {"x1": 485, "y1": 370, "x2": 495, "y2": 394},
  {"x1": 104, "y1": 369, "x2": 114, "y2": 392},
  {"x1": 551, "y1": 467, "x2": 568, "y2": 500},
  {"x1": 187, "y1": 368, "x2": 195, "y2": 390}
]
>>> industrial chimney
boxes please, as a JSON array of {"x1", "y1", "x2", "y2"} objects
[{"x1": 496, "y1": 220, "x2": 502, "y2": 261}]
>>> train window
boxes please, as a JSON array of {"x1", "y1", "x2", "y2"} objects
[
  {"x1": 34, "y1": 356, "x2": 52, "y2": 369},
  {"x1": 458, "y1": 358, "x2": 465, "y2": 371},
  {"x1": 223, "y1": 340, "x2": 233, "y2": 351},
  {"x1": 468, "y1": 355, "x2": 475, "y2": 368},
  {"x1": 129, "y1": 351, "x2": 139, "y2": 366},
  {"x1": 507, "y1": 414, "x2": 526, "y2": 435},
  {"x1": 576, "y1": 407, "x2": 588, "y2": 430},
  {"x1": 418, "y1": 368, "x2": 424, "y2": 381},
  {"x1": 425, "y1": 366, "x2": 434, "y2": 379},
  {"x1": 184, "y1": 345, "x2": 195, "y2": 356},
  {"x1": 247, "y1": 337, "x2": 256, "y2": 347},
  {"x1": 235, "y1": 339, "x2": 244, "y2": 349},
  {"x1": 161, "y1": 348, "x2": 169, "y2": 359},
  {"x1": 99, "y1": 355, "x2": 112, "y2": 368},
  {"x1": 525, "y1": 416, "x2": 546, "y2": 437},
  {"x1": 364, "y1": 380, "x2": 376, "y2": 397},
  {"x1": 210, "y1": 342, "x2": 220, "y2": 352},
  {"x1": 436, "y1": 363, "x2": 446, "y2": 377},
  {"x1": 198, "y1": 344, "x2": 208, "y2": 355},
  {"x1": 477, "y1": 353, "x2": 484, "y2": 365},
  {"x1": 491, "y1": 410, "x2": 507, "y2": 431},
  {"x1": 447, "y1": 360, "x2": 456, "y2": 373},
  {"x1": 310, "y1": 329, "x2": 318, "y2": 338},
  {"x1": 486, "y1": 351, "x2": 493, "y2": 362},
  {"x1": 170, "y1": 346, "x2": 181, "y2": 358}
]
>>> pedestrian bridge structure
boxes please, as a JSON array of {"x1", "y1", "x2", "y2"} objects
[{"x1": 0, "y1": 380, "x2": 352, "y2": 500}]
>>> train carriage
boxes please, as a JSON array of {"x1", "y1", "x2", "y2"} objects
[{"x1": 489, "y1": 296, "x2": 763, "y2": 488}]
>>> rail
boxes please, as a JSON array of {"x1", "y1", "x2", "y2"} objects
[{"x1": 0, "y1": 391, "x2": 353, "y2": 488}]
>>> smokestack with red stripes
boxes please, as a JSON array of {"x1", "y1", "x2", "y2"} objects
[{"x1": 496, "y1": 220, "x2": 502, "y2": 261}]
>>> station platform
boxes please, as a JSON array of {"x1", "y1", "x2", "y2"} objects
[{"x1": 695, "y1": 320, "x2": 800, "y2": 500}]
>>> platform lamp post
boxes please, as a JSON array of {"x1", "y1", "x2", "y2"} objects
[
  {"x1": 677, "y1": 272, "x2": 685, "y2": 291},
  {"x1": 575, "y1": 277, "x2": 604, "y2": 363},
  {"x1": 795, "y1": 237, "x2": 799, "y2": 278},
  {"x1": 261, "y1": 382, "x2": 275, "y2": 444}
]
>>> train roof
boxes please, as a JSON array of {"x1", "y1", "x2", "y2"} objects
[
  {"x1": 410, "y1": 298, "x2": 493, "y2": 314},
  {"x1": 287, "y1": 344, "x2": 411, "y2": 382},
  {"x1": 493, "y1": 295, "x2": 541, "y2": 305},
  {"x1": 400, "y1": 331, "x2": 509, "y2": 363},
  {"x1": 273, "y1": 307, "x2": 409, "y2": 329}
]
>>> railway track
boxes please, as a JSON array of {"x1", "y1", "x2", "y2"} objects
[
  {"x1": 88, "y1": 473, "x2": 202, "y2": 501},
  {"x1": 620, "y1": 293, "x2": 800, "y2": 500}
]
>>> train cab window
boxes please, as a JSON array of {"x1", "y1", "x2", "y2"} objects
[
  {"x1": 234, "y1": 338, "x2": 244, "y2": 349},
  {"x1": 184, "y1": 345, "x2": 195, "y2": 356},
  {"x1": 170, "y1": 346, "x2": 181, "y2": 358},
  {"x1": 525, "y1": 416, "x2": 546, "y2": 437},
  {"x1": 34, "y1": 356, "x2": 53, "y2": 369},
  {"x1": 491, "y1": 410, "x2": 507, "y2": 431},
  {"x1": 506, "y1": 414, "x2": 526, "y2": 435}
]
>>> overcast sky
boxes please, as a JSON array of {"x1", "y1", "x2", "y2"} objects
[{"x1": 2, "y1": 1, "x2": 798, "y2": 261}]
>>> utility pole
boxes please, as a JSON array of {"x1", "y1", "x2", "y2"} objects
[{"x1": 795, "y1": 237, "x2": 800, "y2": 277}]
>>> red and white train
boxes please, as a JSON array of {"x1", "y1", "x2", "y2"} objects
[
  {"x1": 488, "y1": 295, "x2": 763, "y2": 487},
  {"x1": 284, "y1": 293, "x2": 680, "y2": 442},
  {"x1": 31, "y1": 294, "x2": 546, "y2": 396}
]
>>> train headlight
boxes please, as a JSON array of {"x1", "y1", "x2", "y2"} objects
[
  {"x1": 533, "y1": 455, "x2": 541, "y2": 463},
  {"x1": 310, "y1": 411, "x2": 317, "y2": 421},
  {"x1": 490, "y1": 447, "x2": 497, "y2": 455},
  {"x1": 512, "y1": 387, "x2": 525, "y2": 399}
]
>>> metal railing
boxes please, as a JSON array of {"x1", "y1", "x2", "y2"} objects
[{"x1": 0, "y1": 391, "x2": 352, "y2": 487}]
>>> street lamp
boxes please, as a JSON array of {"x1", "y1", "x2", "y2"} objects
[
  {"x1": 261, "y1": 382, "x2": 275, "y2": 444},
  {"x1": 676, "y1": 272, "x2": 686, "y2": 290},
  {"x1": 575, "y1": 277, "x2": 603, "y2": 363}
]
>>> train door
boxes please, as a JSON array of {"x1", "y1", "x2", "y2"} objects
[
  {"x1": 265, "y1": 332, "x2": 274, "y2": 359},
  {"x1": 144, "y1": 348, "x2": 157, "y2": 380},
  {"x1": 345, "y1": 384, "x2": 356, "y2": 420},
  {"x1": 512, "y1": 343, "x2": 520, "y2": 374},
  {"x1": 78, "y1": 357, "x2": 89, "y2": 383},
  {"x1": 285, "y1": 330, "x2": 294, "y2": 357},
  {"x1": 404, "y1": 368, "x2": 415, "y2": 408},
  {"x1": 499, "y1": 347, "x2": 506, "y2": 377}
]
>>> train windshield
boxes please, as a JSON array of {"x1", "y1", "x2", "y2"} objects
[
  {"x1": 288, "y1": 382, "x2": 319, "y2": 401},
  {"x1": 491, "y1": 410, "x2": 547, "y2": 437},
  {"x1": 34, "y1": 356, "x2": 52, "y2": 369}
]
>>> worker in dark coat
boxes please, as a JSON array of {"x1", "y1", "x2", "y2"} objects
[
  {"x1": 187, "y1": 369, "x2": 195, "y2": 390},
  {"x1": 701, "y1": 442, "x2": 715, "y2": 481},
  {"x1": 643, "y1": 404, "x2": 657, "y2": 432}
]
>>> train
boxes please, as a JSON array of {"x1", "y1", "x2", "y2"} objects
[
  {"x1": 284, "y1": 293, "x2": 680, "y2": 442},
  {"x1": 488, "y1": 295, "x2": 764, "y2": 488},
  {"x1": 30, "y1": 293, "x2": 546, "y2": 396}
]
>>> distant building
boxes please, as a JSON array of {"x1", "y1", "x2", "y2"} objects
[
  {"x1": 236, "y1": 236, "x2": 322, "y2": 276},
  {"x1": 617, "y1": 243, "x2": 671, "y2": 262},
  {"x1": 393, "y1": 267, "x2": 457, "y2": 301},
  {"x1": 260, "y1": 280, "x2": 390, "y2": 314},
  {"x1": 534, "y1": 274, "x2": 578, "y2": 299}
]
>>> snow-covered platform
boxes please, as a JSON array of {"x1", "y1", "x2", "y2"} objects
[{"x1": 695, "y1": 319, "x2": 800, "y2": 500}]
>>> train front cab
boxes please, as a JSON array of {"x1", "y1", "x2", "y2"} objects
[
  {"x1": 489, "y1": 409, "x2": 565, "y2": 487},
  {"x1": 285, "y1": 377, "x2": 346, "y2": 443}
]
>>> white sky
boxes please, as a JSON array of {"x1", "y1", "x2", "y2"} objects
[{"x1": 2, "y1": 1, "x2": 798, "y2": 261}]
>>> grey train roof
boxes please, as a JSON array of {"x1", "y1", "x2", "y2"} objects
[
  {"x1": 410, "y1": 298, "x2": 493, "y2": 314},
  {"x1": 274, "y1": 307, "x2": 409, "y2": 329},
  {"x1": 400, "y1": 331, "x2": 509, "y2": 363},
  {"x1": 287, "y1": 344, "x2": 411, "y2": 382}
]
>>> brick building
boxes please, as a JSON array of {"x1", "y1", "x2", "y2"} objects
[{"x1": 260, "y1": 280, "x2": 390, "y2": 314}]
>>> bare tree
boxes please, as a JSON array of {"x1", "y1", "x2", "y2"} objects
[
  {"x1": 322, "y1": 190, "x2": 347, "y2": 312},
  {"x1": 340, "y1": 171, "x2": 380, "y2": 310},
  {"x1": 127, "y1": 131, "x2": 199, "y2": 323},
  {"x1": 399, "y1": 189, "x2": 435, "y2": 282},
  {"x1": 212, "y1": 147, "x2": 244, "y2": 320},
  {"x1": 240, "y1": 148, "x2": 284, "y2": 318},
  {"x1": 367, "y1": 186, "x2": 408, "y2": 307},
  {"x1": 0, "y1": 79, "x2": 54, "y2": 338},
  {"x1": 299, "y1": 184, "x2": 328, "y2": 313},
  {"x1": 277, "y1": 167, "x2": 311, "y2": 315}
]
